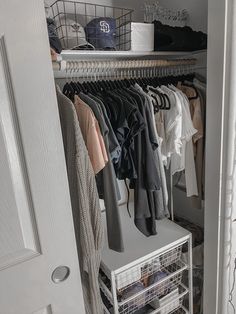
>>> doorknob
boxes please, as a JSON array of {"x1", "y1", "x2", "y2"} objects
[{"x1": 51, "y1": 266, "x2": 70, "y2": 283}]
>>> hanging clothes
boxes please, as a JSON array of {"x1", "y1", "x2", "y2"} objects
[
  {"x1": 61, "y1": 71, "x2": 203, "y2": 241},
  {"x1": 170, "y1": 82, "x2": 205, "y2": 203},
  {"x1": 134, "y1": 83, "x2": 169, "y2": 219},
  {"x1": 105, "y1": 87, "x2": 162, "y2": 236},
  {"x1": 56, "y1": 86, "x2": 104, "y2": 314},
  {"x1": 188, "y1": 79, "x2": 206, "y2": 208},
  {"x1": 127, "y1": 86, "x2": 161, "y2": 235},
  {"x1": 86, "y1": 93, "x2": 122, "y2": 164},
  {"x1": 145, "y1": 82, "x2": 199, "y2": 197},
  {"x1": 169, "y1": 84, "x2": 199, "y2": 197},
  {"x1": 74, "y1": 95, "x2": 108, "y2": 174},
  {"x1": 184, "y1": 80, "x2": 205, "y2": 200},
  {"x1": 78, "y1": 92, "x2": 124, "y2": 252}
]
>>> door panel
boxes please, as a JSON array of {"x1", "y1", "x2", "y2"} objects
[
  {"x1": 0, "y1": 1, "x2": 85, "y2": 313},
  {"x1": 33, "y1": 306, "x2": 52, "y2": 314},
  {"x1": 0, "y1": 36, "x2": 40, "y2": 270}
]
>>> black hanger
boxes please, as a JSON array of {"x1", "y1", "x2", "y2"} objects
[
  {"x1": 90, "y1": 81, "x2": 99, "y2": 93},
  {"x1": 82, "y1": 81, "x2": 94, "y2": 94},
  {"x1": 75, "y1": 81, "x2": 82, "y2": 93},
  {"x1": 147, "y1": 88, "x2": 161, "y2": 112},
  {"x1": 123, "y1": 78, "x2": 131, "y2": 88},
  {"x1": 163, "y1": 94, "x2": 171, "y2": 110},
  {"x1": 116, "y1": 80, "x2": 123, "y2": 89},
  {"x1": 108, "y1": 79, "x2": 117, "y2": 90},
  {"x1": 182, "y1": 79, "x2": 199, "y2": 100},
  {"x1": 63, "y1": 82, "x2": 76, "y2": 101},
  {"x1": 92, "y1": 80, "x2": 102, "y2": 92},
  {"x1": 95, "y1": 80, "x2": 104, "y2": 91},
  {"x1": 152, "y1": 96, "x2": 160, "y2": 113},
  {"x1": 63, "y1": 82, "x2": 72, "y2": 96},
  {"x1": 70, "y1": 81, "x2": 80, "y2": 95},
  {"x1": 148, "y1": 87, "x2": 165, "y2": 109}
]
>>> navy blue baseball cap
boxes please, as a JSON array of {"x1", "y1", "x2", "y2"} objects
[{"x1": 85, "y1": 17, "x2": 116, "y2": 50}]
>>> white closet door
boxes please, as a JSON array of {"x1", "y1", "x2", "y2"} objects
[{"x1": 0, "y1": 1, "x2": 85, "y2": 313}]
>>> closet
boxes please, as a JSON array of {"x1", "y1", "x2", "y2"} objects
[
  {"x1": 0, "y1": 0, "x2": 234, "y2": 314},
  {"x1": 51, "y1": 0, "x2": 207, "y2": 313}
]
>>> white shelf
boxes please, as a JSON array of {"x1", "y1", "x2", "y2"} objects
[
  {"x1": 101, "y1": 203, "x2": 190, "y2": 273},
  {"x1": 58, "y1": 49, "x2": 207, "y2": 60}
]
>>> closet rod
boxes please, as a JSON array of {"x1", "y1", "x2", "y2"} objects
[{"x1": 53, "y1": 58, "x2": 197, "y2": 72}]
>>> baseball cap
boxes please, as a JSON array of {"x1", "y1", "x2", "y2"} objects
[
  {"x1": 85, "y1": 17, "x2": 116, "y2": 50},
  {"x1": 58, "y1": 18, "x2": 95, "y2": 50},
  {"x1": 47, "y1": 18, "x2": 62, "y2": 53}
]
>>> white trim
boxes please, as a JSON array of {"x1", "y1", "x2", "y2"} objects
[
  {"x1": 217, "y1": 0, "x2": 236, "y2": 312},
  {"x1": 204, "y1": 0, "x2": 227, "y2": 312},
  {"x1": 204, "y1": 0, "x2": 236, "y2": 313}
]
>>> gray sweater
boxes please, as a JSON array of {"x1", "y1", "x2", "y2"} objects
[{"x1": 56, "y1": 86, "x2": 104, "y2": 314}]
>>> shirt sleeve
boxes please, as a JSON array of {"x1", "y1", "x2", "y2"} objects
[
  {"x1": 86, "y1": 117, "x2": 108, "y2": 175},
  {"x1": 74, "y1": 96, "x2": 108, "y2": 175}
]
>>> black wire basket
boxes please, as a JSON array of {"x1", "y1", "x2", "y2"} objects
[{"x1": 50, "y1": 0, "x2": 133, "y2": 51}]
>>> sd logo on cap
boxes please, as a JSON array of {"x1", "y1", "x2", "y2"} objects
[{"x1": 85, "y1": 17, "x2": 116, "y2": 50}]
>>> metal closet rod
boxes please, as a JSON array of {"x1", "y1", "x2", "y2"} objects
[{"x1": 55, "y1": 58, "x2": 197, "y2": 72}]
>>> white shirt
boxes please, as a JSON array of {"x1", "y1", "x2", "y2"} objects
[
  {"x1": 148, "y1": 86, "x2": 182, "y2": 167},
  {"x1": 169, "y1": 85, "x2": 198, "y2": 196}
]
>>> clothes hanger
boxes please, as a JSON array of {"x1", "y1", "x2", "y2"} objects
[
  {"x1": 80, "y1": 67, "x2": 94, "y2": 94},
  {"x1": 66, "y1": 62, "x2": 78, "y2": 101},
  {"x1": 94, "y1": 65, "x2": 107, "y2": 92},
  {"x1": 148, "y1": 86, "x2": 165, "y2": 109},
  {"x1": 73, "y1": 66, "x2": 82, "y2": 93},
  {"x1": 76, "y1": 63, "x2": 87, "y2": 94},
  {"x1": 182, "y1": 74, "x2": 199, "y2": 100},
  {"x1": 69, "y1": 67, "x2": 81, "y2": 95},
  {"x1": 163, "y1": 93, "x2": 171, "y2": 110},
  {"x1": 70, "y1": 66, "x2": 82, "y2": 95},
  {"x1": 63, "y1": 61, "x2": 74, "y2": 98},
  {"x1": 157, "y1": 69, "x2": 173, "y2": 110}
]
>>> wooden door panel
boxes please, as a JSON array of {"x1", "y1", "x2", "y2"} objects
[
  {"x1": 33, "y1": 306, "x2": 52, "y2": 314},
  {"x1": 0, "y1": 36, "x2": 41, "y2": 270},
  {"x1": 0, "y1": 1, "x2": 85, "y2": 313}
]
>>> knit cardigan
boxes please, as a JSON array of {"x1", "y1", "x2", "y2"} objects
[{"x1": 56, "y1": 86, "x2": 104, "y2": 314}]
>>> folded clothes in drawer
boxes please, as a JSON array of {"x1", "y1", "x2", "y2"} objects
[{"x1": 116, "y1": 245, "x2": 183, "y2": 296}]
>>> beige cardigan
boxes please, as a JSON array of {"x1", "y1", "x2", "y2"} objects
[{"x1": 56, "y1": 86, "x2": 104, "y2": 314}]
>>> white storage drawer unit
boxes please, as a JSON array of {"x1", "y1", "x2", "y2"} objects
[{"x1": 100, "y1": 207, "x2": 193, "y2": 314}]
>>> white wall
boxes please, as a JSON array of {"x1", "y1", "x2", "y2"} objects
[
  {"x1": 46, "y1": 0, "x2": 208, "y2": 31},
  {"x1": 220, "y1": 0, "x2": 236, "y2": 312},
  {"x1": 157, "y1": 0, "x2": 208, "y2": 32},
  {"x1": 173, "y1": 190, "x2": 204, "y2": 227}
]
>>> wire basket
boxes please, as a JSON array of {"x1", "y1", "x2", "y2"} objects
[
  {"x1": 50, "y1": 0, "x2": 133, "y2": 51},
  {"x1": 99, "y1": 241, "x2": 191, "y2": 314},
  {"x1": 118, "y1": 262, "x2": 185, "y2": 314},
  {"x1": 115, "y1": 245, "x2": 183, "y2": 293},
  {"x1": 101, "y1": 283, "x2": 188, "y2": 314}
]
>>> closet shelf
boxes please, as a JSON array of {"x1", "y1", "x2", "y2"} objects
[
  {"x1": 57, "y1": 49, "x2": 207, "y2": 61},
  {"x1": 101, "y1": 204, "x2": 190, "y2": 272}
]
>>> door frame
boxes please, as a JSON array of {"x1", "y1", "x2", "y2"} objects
[{"x1": 204, "y1": 0, "x2": 236, "y2": 312}]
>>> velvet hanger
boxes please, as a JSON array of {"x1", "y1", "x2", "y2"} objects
[
  {"x1": 148, "y1": 86, "x2": 165, "y2": 109},
  {"x1": 82, "y1": 81, "x2": 95, "y2": 94},
  {"x1": 163, "y1": 93, "x2": 171, "y2": 110},
  {"x1": 182, "y1": 76, "x2": 199, "y2": 100},
  {"x1": 70, "y1": 81, "x2": 80, "y2": 95}
]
